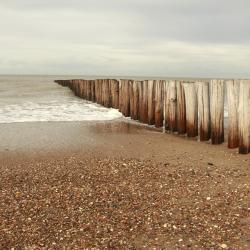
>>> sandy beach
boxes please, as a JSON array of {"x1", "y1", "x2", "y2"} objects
[{"x1": 0, "y1": 119, "x2": 249, "y2": 249}]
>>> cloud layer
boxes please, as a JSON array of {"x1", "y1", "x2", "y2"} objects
[{"x1": 1, "y1": 0, "x2": 250, "y2": 77}]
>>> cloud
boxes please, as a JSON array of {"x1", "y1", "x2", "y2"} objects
[{"x1": 0, "y1": 0, "x2": 250, "y2": 77}]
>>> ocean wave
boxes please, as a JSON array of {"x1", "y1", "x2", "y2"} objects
[{"x1": 0, "y1": 100, "x2": 122, "y2": 123}]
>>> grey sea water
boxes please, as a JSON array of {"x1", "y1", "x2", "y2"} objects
[{"x1": 0, "y1": 75, "x2": 122, "y2": 123}]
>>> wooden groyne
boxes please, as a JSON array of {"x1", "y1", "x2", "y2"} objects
[{"x1": 55, "y1": 79, "x2": 250, "y2": 154}]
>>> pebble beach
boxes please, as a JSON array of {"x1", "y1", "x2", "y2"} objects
[{"x1": 0, "y1": 120, "x2": 249, "y2": 249}]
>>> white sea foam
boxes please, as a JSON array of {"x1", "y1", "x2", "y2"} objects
[
  {"x1": 0, "y1": 100, "x2": 122, "y2": 123},
  {"x1": 0, "y1": 76, "x2": 122, "y2": 124}
]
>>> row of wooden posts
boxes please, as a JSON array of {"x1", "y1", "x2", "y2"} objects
[{"x1": 55, "y1": 79, "x2": 250, "y2": 154}]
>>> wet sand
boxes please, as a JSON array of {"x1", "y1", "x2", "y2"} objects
[{"x1": 0, "y1": 119, "x2": 249, "y2": 249}]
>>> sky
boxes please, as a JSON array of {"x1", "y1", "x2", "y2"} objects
[{"x1": 0, "y1": 0, "x2": 250, "y2": 77}]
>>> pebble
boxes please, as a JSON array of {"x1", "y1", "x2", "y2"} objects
[
  {"x1": 219, "y1": 243, "x2": 228, "y2": 249},
  {"x1": 0, "y1": 155, "x2": 248, "y2": 249}
]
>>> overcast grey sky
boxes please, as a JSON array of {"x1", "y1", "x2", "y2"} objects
[{"x1": 0, "y1": 0, "x2": 250, "y2": 77}]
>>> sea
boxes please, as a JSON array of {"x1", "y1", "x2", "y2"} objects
[
  {"x1": 0, "y1": 75, "x2": 122, "y2": 123},
  {"x1": 0, "y1": 75, "x2": 229, "y2": 124}
]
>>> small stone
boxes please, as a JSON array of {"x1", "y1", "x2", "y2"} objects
[{"x1": 219, "y1": 243, "x2": 228, "y2": 249}]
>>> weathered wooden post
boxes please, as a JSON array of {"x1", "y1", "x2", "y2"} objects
[
  {"x1": 118, "y1": 80, "x2": 122, "y2": 112},
  {"x1": 86, "y1": 80, "x2": 92, "y2": 101},
  {"x1": 197, "y1": 81, "x2": 211, "y2": 141},
  {"x1": 96, "y1": 79, "x2": 103, "y2": 104},
  {"x1": 100, "y1": 79, "x2": 107, "y2": 107},
  {"x1": 100, "y1": 79, "x2": 103, "y2": 105},
  {"x1": 155, "y1": 80, "x2": 164, "y2": 128},
  {"x1": 81, "y1": 80, "x2": 85, "y2": 99},
  {"x1": 102, "y1": 79, "x2": 111, "y2": 107},
  {"x1": 73, "y1": 80, "x2": 77, "y2": 96},
  {"x1": 132, "y1": 81, "x2": 139, "y2": 120},
  {"x1": 141, "y1": 80, "x2": 148, "y2": 123},
  {"x1": 147, "y1": 80, "x2": 155, "y2": 125},
  {"x1": 183, "y1": 82, "x2": 198, "y2": 137},
  {"x1": 73, "y1": 80, "x2": 78, "y2": 96},
  {"x1": 98, "y1": 79, "x2": 102, "y2": 104},
  {"x1": 210, "y1": 79, "x2": 224, "y2": 144},
  {"x1": 72, "y1": 80, "x2": 77, "y2": 96},
  {"x1": 84, "y1": 80, "x2": 87, "y2": 100},
  {"x1": 165, "y1": 80, "x2": 177, "y2": 132},
  {"x1": 71, "y1": 80, "x2": 75, "y2": 92},
  {"x1": 164, "y1": 81, "x2": 169, "y2": 131},
  {"x1": 94, "y1": 79, "x2": 99, "y2": 103},
  {"x1": 69, "y1": 79, "x2": 74, "y2": 92},
  {"x1": 91, "y1": 80, "x2": 95, "y2": 102},
  {"x1": 68, "y1": 79, "x2": 72, "y2": 90},
  {"x1": 226, "y1": 80, "x2": 240, "y2": 148},
  {"x1": 238, "y1": 80, "x2": 250, "y2": 154},
  {"x1": 138, "y1": 81, "x2": 144, "y2": 122},
  {"x1": 129, "y1": 80, "x2": 133, "y2": 117},
  {"x1": 110, "y1": 79, "x2": 119, "y2": 109},
  {"x1": 119, "y1": 80, "x2": 130, "y2": 117},
  {"x1": 129, "y1": 80, "x2": 139, "y2": 120},
  {"x1": 78, "y1": 80, "x2": 83, "y2": 98},
  {"x1": 176, "y1": 81, "x2": 186, "y2": 134},
  {"x1": 80, "y1": 80, "x2": 85, "y2": 98},
  {"x1": 90, "y1": 80, "x2": 93, "y2": 100}
]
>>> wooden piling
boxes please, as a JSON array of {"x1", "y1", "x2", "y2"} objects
[
  {"x1": 83, "y1": 80, "x2": 87, "y2": 99},
  {"x1": 88, "y1": 80, "x2": 92, "y2": 100},
  {"x1": 103, "y1": 79, "x2": 111, "y2": 107},
  {"x1": 118, "y1": 80, "x2": 122, "y2": 112},
  {"x1": 147, "y1": 80, "x2": 155, "y2": 125},
  {"x1": 55, "y1": 77, "x2": 250, "y2": 155},
  {"x1": 74, "y1": 80, "x2": 79, "y2": 96},
  {"x1": 95, "y1": 79, "x2": 102, "y2": 104},
  {"x1": 176, "y1": 81, "x2": 186, "y2": 134},
  {"x1": 155, "y1": 80, "x2": 164, "y2": 128},
  {"x1": 78, "y1": 80, "x2": 83, "y2": 98},
  {"x1": 80, "y1": 80, "x2": 85, "y2": 98},
  {"x1": 71, "y1": 80, "x2": 76, "y2": 93},
  {"x1": 226, "y1": 80, "x2": 239, "y2": 148},
  {"x1": 129, "y1": 80, "x2": 136, "y2": 119},
  {"x1": 83, "y1": 80, "x2": 87, "y2": 100},
  {"x1": 197, "y1": 81, "x2": 211, "y2": 141},
  {"x1": 138, "y1": 81, "x2": 144, "y2": 122},
  {"x1": 98, "y1": 79, "x2": 103, "y2": 104},
  {"x1": 164, "y1": 81, "x2": 169, "y2": 131},
  {"x1": 183, "y1": 82, "x2": 198, "y2": 137},
  {"x1": 110, "y1": 79, "x2": 119, "y2": 109},
  {"x1": 165, "y1": 80, "x2": 177, "y2": 132},
  {"x1": 238, "y1": 80, "x2": 250, "y2": 154},
  {"x1": 141, "y1": 80, "x2": 148, "y2": 123},
  {"x1": 87, "y1": 80, "x2": 91, "y2": 101},
  {"x1": 90, "y1": 80, "x2": 95, "y2": 102},
  {"x1": 119, "y1": 80, "x2": 130, "y2": 117},
  {"x1": 94, "y1": 80, "x2": 98, "y2": 103},
  {"x1": 210, "y1": 80, "x2": 224, "y2": 144},
  {"x1": 132, "y1": 81, "x2": 139, "y2": 120}
]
